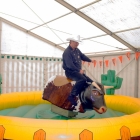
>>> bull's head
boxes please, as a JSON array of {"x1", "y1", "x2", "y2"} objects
[{"x1": 80, "y1": 82, "x2": 107, "y2": 114}]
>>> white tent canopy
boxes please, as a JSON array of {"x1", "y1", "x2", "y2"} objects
[{"x1": 0, "y1": 0, "x2": 140, "y2": 57}]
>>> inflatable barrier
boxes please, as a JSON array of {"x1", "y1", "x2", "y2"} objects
[{"x1": 0, "y1": 91, "x2": 140, "y2": 140}]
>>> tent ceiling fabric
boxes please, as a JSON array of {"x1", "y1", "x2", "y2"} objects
[
  {"x1": 80, "y1": 0, "x2": 140, "y2": 49},
  {"x1": 0, "y1": 0, "x2": 140, "y2": 55}
]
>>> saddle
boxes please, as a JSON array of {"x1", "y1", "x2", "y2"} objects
[
  {"x1": 53, "y1": 75, "x2": 72, "y2": 86},
  {"x1": 42, "y1": 75, "x2": 84, "y2": 113}
]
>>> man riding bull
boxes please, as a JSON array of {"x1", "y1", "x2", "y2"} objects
[{"x1": 62, "y1": 35, "x2": 101, "y2": 106}]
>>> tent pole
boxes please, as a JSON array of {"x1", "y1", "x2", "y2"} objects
[
  {"x1": 0, "y1": 19, "x2": 1, "y2": 67},
  {"x1": 0, "y1": 17, "x2": 65, "y2": 51},
  {"x1": 55, "y1": 0, "x2": 137, "y2": 52},
  {"x1": 134, "y1": 59, "x2": 139, "y2": 98}
]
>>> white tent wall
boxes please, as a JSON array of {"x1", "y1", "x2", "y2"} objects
[
  {"x1": 0, "y1": 18, "x2": 140, "y2": 98},
  {"x1": 1, "y1": 55, "x2": 43, "y2": 93},
  {"x1": 82, "y1": 56, "x2": 103, "y2": 82},
  {"x1": 137, "y1": 60, "x2": 140, "y2": 98},
  {"x1": 1, "y1": 53, "x2": 139, "y2": 97},
  {"x1": 0, "y1": 19, "x2": 65, "y2": 93},
  {"x1": 1, "y1": 55, "x2": 64, "y2": 93},
  {"x1": 82, "y1": 54, "x2": 140, "y2": 97},
  {"x1": 102, "y1": 54, "x2": 136, "y2": 97},
  {"x1": 1, "y1": 22, "x2": 63, "y2": 57}
]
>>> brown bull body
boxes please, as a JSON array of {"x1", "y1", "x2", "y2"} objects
[{"x1": 42, "y1": 75, "x2": 107, "y2": 114}]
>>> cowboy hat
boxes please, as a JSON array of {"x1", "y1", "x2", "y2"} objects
[{"x1": 66, "y1": 35, "x2": 82, "y2": 43}]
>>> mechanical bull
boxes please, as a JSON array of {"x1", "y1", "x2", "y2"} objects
[{"x1": 42, "y1": 75, "x2": 107, "y2": 114}]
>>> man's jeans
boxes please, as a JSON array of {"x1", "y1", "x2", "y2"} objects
[{"x1": 65, "y1": 71, "x2": 93, "y2": 97}]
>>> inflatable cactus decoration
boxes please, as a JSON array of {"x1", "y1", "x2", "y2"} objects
[
  {"x1": 101, "y1": 70, "x2": 123, "y2": 95},
  {"x1": 0, "y1": 74, "x2": 2, "y2": 94}
]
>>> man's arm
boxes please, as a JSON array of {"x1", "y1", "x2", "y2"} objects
[{"x1": 79, "y1": 49, "x2": 91, "y2": 62}]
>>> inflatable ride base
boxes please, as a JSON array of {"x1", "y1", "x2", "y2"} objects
[{"x1": 0, "y1": 91, "x2": 140, "y2": 140}]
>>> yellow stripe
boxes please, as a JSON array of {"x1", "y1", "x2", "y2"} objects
[{"x1": 0, "y1": 91, "x2": 140, "y2": 140}]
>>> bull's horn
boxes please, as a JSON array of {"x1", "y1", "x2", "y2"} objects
[
  {"x1": 104, "y1": 86, "x2": 114, "y2": 89},
  {"x1": 92, "y1": 82, "x2": 101, "y2": 90}
]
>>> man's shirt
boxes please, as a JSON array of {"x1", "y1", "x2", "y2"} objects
[{"x1": 62, "y1": 45, "x2": 91, "y2": 72}]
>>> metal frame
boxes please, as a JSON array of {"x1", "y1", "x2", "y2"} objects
[
  {"x1": 0, "y1": 16, "x2": 136, "y2": 58},
  {"x1": 55, "y1": 0, "x2": 137, "y2": 52},
  {"x1": 115, "y1": 57, "x2": 139, "y2": 98},
  {"x1": 57, "y1": 26, "x2": 140, "y2": 47},
  {"x1": 0, "y1": 1, "x2": 139, "y2": 97},
  {"x1": 29, "y1": 0, "x2": 101, "y2": 31},
  {"x1": 1, "y1": 1, "x2": 139, "y2": 53},
  {"x1": 0, "y1": 17, "x2": 65, "y2": 51},
  {"x1": 0, "y1": 18, "x2": 2, "y2": 94},
  {"x1": 0, "y1": 18, "x2": 2, "y2": 73},
  {"x1": 134, "y1": 59, "x2": 139, "y2": 97},
  {"x1": 87, "y1": 50, "x2": 133, "y2": 58}
]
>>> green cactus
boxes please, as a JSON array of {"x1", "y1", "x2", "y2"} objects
[
  {"x1": 0, "y1": 74, "x2": 2, "y2": 94},
  {"x1": 101, "y1": 70, "x2": 123, "y2": 95}
]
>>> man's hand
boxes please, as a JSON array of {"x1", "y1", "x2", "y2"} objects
[{"x1": 79, "y1": 69, "x2": 85, "y2": 74}]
